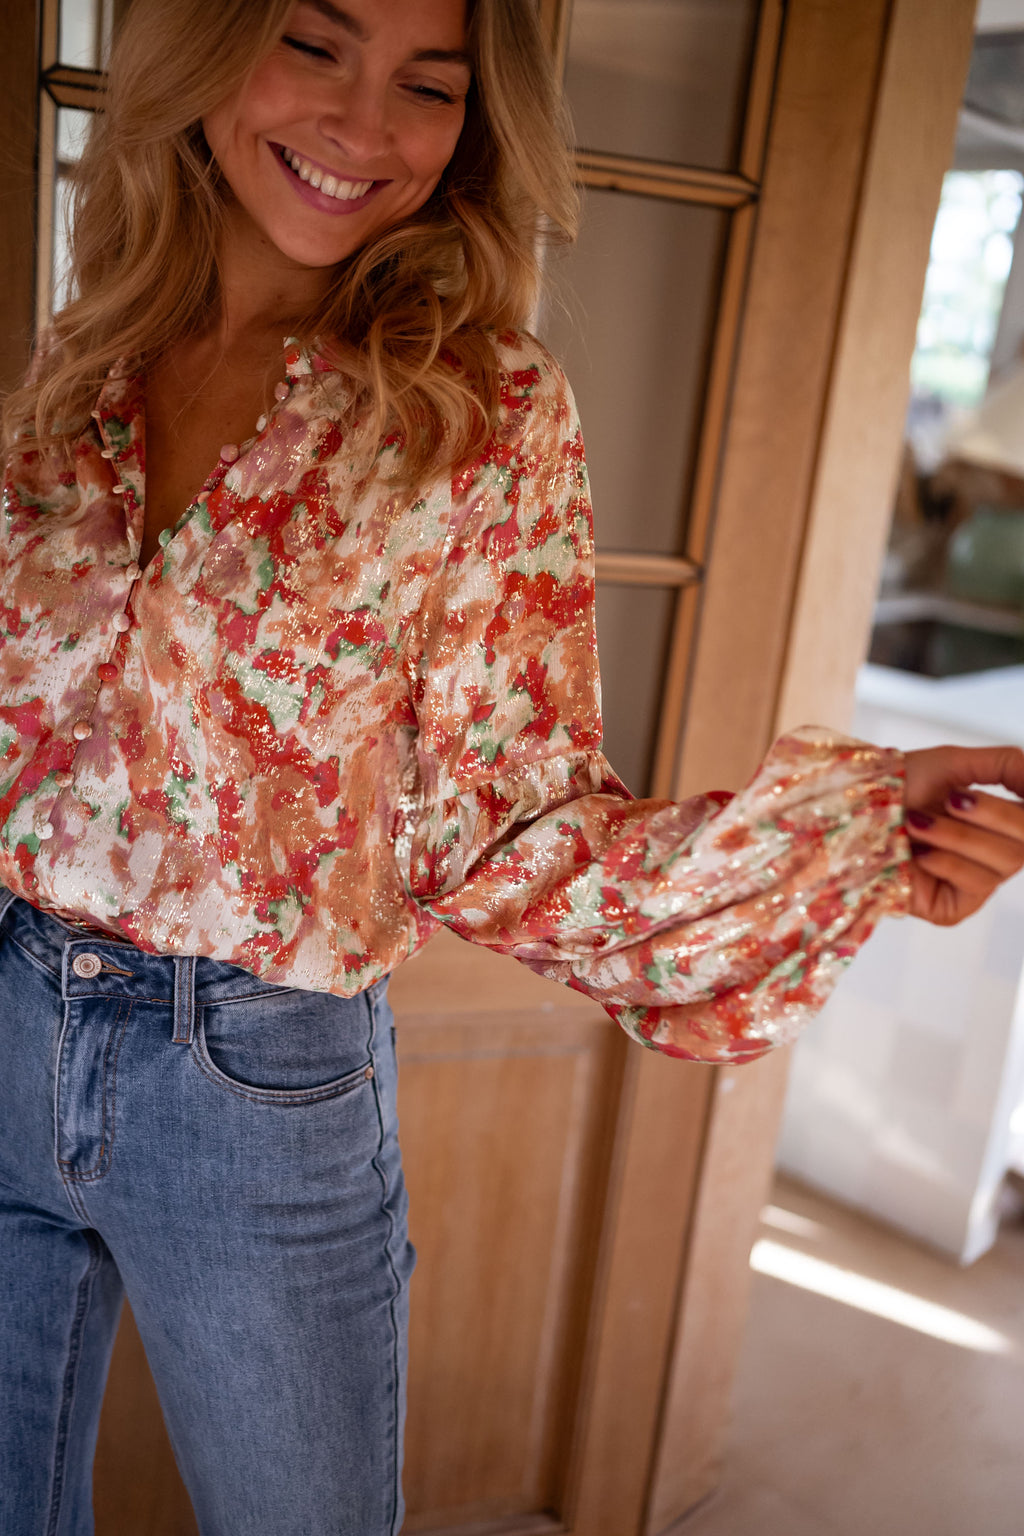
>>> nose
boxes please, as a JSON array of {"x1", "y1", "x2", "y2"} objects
[{"x1": 319, "y1": 74, "x2": 391, "y2": 165}]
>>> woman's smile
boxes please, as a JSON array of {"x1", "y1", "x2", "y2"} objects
[{"x1": 271, "y1": 141, "x2": 383, "y2": 213}]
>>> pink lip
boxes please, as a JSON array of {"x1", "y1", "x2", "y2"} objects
[{"x1": 269, "y1": 143, "x2": 385, "y2": 216}]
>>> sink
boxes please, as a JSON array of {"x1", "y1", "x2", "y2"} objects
[{"x1": 869, "y1": 591, "x2": 1024, "y2": 678}]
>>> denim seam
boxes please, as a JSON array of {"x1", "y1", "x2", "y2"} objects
[
  {"x1": 4, "y1": 929, "x2": 63, "y2": 981},
  {"x1": 44, "y1": 1231, "x2": 104, "y2": 1536},
  {"x1": 188, "y1": 1029, "x2": 374, "y2": 1106},
  {"x1": 192, "y1": 985, "x2": 299, "y2": 1005},
  {"x1": 57, "y1": 1000, "x2": 132, "y2": 1184},
  {"x1": 172, "y1": 955, "x2": 196, "y2": 1044},
  {"x1": 367, "y1": 988, "x2": 405, "y2": 1536}
]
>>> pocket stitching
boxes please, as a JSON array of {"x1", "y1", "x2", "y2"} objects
[{"x1": 190, "y1": 1013, "x2": 372, "y2": 1106}]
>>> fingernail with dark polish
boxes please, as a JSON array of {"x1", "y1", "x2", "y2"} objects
[
  {"x1": 907, "y1": 809, "x2": 934, "y2": 830},
  {"x1": 948, "y1": 790, "x2": 976, "y2": 812}
]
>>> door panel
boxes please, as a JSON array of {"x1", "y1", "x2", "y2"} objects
[
  {"x1": 539, "y1": 193, "x2": 730, "y2": 561},
  {"x1": 563, "y1": 0, "x2": 762, "y2": 170},
  {"x1": 392, "y1": 949, "x2": 625, "y2": 1528}
]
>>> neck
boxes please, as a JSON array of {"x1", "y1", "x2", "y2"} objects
[{"x1": 212, "y1": 204, "x2": 335, "y2": 354}]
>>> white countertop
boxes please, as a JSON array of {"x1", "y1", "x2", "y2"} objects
[{"x1": 857, "y1": 662, "x2": 1024, "y2": 747}]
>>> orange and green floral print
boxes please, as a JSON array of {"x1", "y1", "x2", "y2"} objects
[{"x1": 0, "y1": 333, "x2": 910, "y2": 1060}]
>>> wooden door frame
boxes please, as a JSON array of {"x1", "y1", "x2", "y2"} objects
[
  {"x1": 0, "y1": 2, "x2": 38, "y2": 395},
  {"x1": 640, "y1": 2, "x2": 977, "y2": 1529}
]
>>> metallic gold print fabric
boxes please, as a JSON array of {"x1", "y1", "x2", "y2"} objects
[{"x1": 0, "y1": 333, "x2": 911, "y2": 1060}]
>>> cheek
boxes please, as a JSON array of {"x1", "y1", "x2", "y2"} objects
[
  {"x1": 203, "y1": 60, "x2": 293, "y2": 165},
  {"x1": 415, "y1": 114, "x2": 466, "y2": 186}
]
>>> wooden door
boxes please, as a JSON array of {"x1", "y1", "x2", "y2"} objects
[{"x1": 2, "y1": 3, "x2": 976, "y2": 1534}]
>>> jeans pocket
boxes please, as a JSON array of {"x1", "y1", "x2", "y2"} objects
[{"x1": 192, "y1": 985, "x2": 375, "y2": 1106}]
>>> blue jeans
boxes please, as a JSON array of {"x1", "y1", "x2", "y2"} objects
[{"x1": 0, "y1": 891, "x2": 413, "y2": 1536}]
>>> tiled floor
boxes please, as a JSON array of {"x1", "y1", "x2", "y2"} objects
[{"x1": 678, "y1": 1174, "x2": 1024, "y2": 1536}]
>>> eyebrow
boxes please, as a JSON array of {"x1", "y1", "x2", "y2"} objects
[{"x1": 303, "y1": 0, "x2": 472, "y2": 68}]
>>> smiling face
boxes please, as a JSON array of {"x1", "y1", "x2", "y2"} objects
[{"x1": 202, "y1": 0, "x2": 471, "y2": 290}]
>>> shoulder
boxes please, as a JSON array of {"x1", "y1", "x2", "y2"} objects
[
  {"x1": 452, "y1": 330, "x2": 585, "y2": 484},
  {"x1": 447, "y1": 332, "x2": 592, "y2": 553},
  {"x1": 472, "y1": 330, "x2": 584, "y2": 477},
  {"x1": 490, "y1": 329, "x2": 577, "y2": 420}
]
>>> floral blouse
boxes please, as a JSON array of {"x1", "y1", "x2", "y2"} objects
[{"x1": 0, "y1": 331, "x2": 910, "y2": 1062}]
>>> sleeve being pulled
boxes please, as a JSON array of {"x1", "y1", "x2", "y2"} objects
[{"x1": 398, "y1": 339, "x2": 911, "y2": 1063}]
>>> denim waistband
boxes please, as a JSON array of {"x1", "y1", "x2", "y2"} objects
[{"x1": 0, "y1": 888, "x2": 313, "y2": 1016}]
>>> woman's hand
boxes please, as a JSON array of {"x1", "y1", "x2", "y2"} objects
[{"x1": 902, "y1": 745, "x2": 1024, "y2": 925}]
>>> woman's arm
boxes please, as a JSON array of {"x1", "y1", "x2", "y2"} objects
[{"x1": 397, "y1": 338, "x2": 1024, "y2": 1062}]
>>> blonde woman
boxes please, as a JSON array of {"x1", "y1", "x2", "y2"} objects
[{"x1": 2, "y1": 2, "x2": 1023, "y2": 1533}]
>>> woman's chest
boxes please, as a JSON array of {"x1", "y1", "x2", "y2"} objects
[
  {"x1": 0, "y1": 449, "x2": 442, "y2": 730},
  {"x1": 141, "y1": 372, "x2": 276, "y2": 570}
]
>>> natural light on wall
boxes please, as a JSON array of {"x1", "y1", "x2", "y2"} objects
[{"x1": 911, "y1": 169, "x2": 1024, "y2": 410}]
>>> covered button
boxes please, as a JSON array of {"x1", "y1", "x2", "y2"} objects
[
  {"x1": 38, "y1": 822, "x2": 54, "y2": 841},
  {"x1": 125, "y1": 562, "x2": 142, "y2": 581},
  {"x1": 219, "y1": 443, "x2": 240, "y2": 463},
  {"x1": 72, "y1": 720, "x2": 93, "y2": 741},
  {"x1": 54, "y1": 771, "x2": 74, "y2": 789},
  {"x1": 113, "y1": 613, "x2": 131, "y2": 632}
]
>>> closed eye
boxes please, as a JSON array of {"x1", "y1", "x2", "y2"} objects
[
  {"x1": 282, "y1": 34, "x2": 334, "y2": 61},
  {"x1": 407, "y1": 83, "x2": 459, "y2": 105}
]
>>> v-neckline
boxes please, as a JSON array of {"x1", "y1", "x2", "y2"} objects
[{"x1": 91, "y1": 338, "x2": 316, "y2": 572}]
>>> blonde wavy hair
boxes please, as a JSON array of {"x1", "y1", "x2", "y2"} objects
[{"x1": 3, "y1": 0, "x2": 578, "y2": 478}]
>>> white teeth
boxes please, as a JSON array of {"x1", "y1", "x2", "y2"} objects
[{"x1": 281, "y1": 147, "x2": 372, "y2": 201}]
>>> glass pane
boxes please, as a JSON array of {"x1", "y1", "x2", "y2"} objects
[
  {"x1": 595, "y1": 584, "x2": 675, "y2": 796},
  {"x1": 58, "y1": 0, "x2": 114, "y2": 69},
  {"x1": 49, "y1": 108, "x2": 94, "y2": 318},
  {"x1": 538, "y1": 189, "x2": 728, "y2": 554},
  {"x1": 57, "y1": 105, "x2": 93, "y2": 165},
  {"x1": 564, "y1": 0, "x2": 760, "y2": 169},
  {"x1": 51, "y1": 173, "x2": 75, "y2": 315}
]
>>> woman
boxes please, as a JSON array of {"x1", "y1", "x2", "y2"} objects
[{"x1": 2, "y1": 2, "x2": 1022, "y2": 1533}]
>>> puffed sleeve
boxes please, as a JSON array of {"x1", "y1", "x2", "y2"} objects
[{"x1": 397, "y1": 340, "x2": 911, "y2": 1063}]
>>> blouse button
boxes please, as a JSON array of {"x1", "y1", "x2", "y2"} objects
[
  {"x1": 54, "y1": 771, "x2": 74, "y2": 789},
  {"x1": 219, "y1": 443, "x2": 240, "y2": 463},
  {"x1": 256, "y1": 413, "x2": 268, "y2": 432},
  {"x1": 97, "y1": 663, "x2": 118, "y2": 682},
  {"x1": 112, "y1": 484, "x2": 127, "y2": 495},
  {"x1": 124, "y1": 562, "x2": 142, "y2": 581},
  {"x1": 38, "y1": 822, "x2": 55, "y2": 840},
  {"x1": 113, "y1": 613, "x2": 131, "y2": 632},
  {"x1": 100, "y1": 447, "x2": 115, "y2": 460},
  {"x1": 72, "y1": 720, "x2": 93, "y2": 741},
  {"x1": 274, "y1": 381, "x2": 290, "y2": 402}
]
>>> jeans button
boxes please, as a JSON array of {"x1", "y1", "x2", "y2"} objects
[{"x1": 72, "y1": 953, "x2": 102, "y2": 979}]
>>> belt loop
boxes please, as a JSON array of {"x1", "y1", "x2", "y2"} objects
[{"x1": 172, "y1": 955, "x2": 196, "y2": 1045}]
